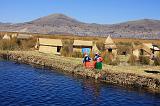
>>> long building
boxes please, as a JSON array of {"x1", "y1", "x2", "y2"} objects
[{"x1": 38, "y1": 38, "x2": 63, "y2": 55}]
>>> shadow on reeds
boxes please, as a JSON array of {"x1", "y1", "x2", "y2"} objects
[{"x1": 144, "y1": 70, "x2": 160, "y2": 74}]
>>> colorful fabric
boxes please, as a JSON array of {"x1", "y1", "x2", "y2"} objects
[
  {"x1": 83, "y1": 56, "x2": 91, "y2": 63},
  {"x1": 97, "y1": 57, "x2": 103, "y2": 62},
  {"x1": 95, "y1": 62, "x2": 102, "y2": 69}
]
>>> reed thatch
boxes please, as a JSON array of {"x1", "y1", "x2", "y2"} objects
[
  {"x1": 92, "y1": 43, "x2": 100, "y2": 53},
  {"x1": 73, "y1": 40, "x2": 93, "y2": 46},
  {"x1": 3, "y1": 34, "x2": 11, "y2": 40},
  {"x1": 104, "y1": 35, "x2": 117, "y2": 49},
  {"x1": 73, "y1": 40, "x2": 93, "y2": 52},
  {"x1": 39, "y1": 38, "x2": 62, "y2": 46},
  {"x1": 133, "y1": 43, "x2": 160, "y2": 58},
  {"x1": 17, "y1": 34, "x2": 33, "y2": 39},
  {"x1": 38, "y1": 38, "x2": 63, "y2": 54}
]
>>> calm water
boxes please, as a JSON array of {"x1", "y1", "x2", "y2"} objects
[{"x1": 0, "y1": 61, "x2": 159, "y2": 106}]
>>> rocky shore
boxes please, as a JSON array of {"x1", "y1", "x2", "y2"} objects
[{"x1": 0, "y1": 51, "x2": 160, "y2": 93}]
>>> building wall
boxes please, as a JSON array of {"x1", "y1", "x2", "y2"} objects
[
  {"x1": 39, "y1": 45, "x2": 60, "y2": 54},
  {"x1": 39, "y1": 38, "x2": 62, "y2": 46}
]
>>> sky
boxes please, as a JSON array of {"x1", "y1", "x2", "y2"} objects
[{"x1": 0, "y1": 0, "x2": 160, "y2": 24}]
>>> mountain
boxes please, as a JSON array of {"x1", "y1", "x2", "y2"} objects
[
  {"x1": 29, "y1": 14, "x2": 83, "y2": 26},
  {"x1": 0, "y1": 22, "x2": 11, "y2": 25},
  {"x1": 0, "y1": 14, "x2": 160, "y2": 39}
]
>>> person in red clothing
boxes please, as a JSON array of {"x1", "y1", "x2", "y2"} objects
[{"x1": 83, "y1": 54, "x2": 91, "y2": 67}]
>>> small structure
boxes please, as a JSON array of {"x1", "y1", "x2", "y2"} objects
[
  {"x1": 133, "y1": 43, "x2": 160, "y2": 58},
  {"x1": 73, "y1": 40, "x2": 93, "y2": 53},
  {"x1": 17, "y1": 34, "x2": 33, "y2": 39},
  {"x1": 2, "y1": 34, "x2": 11, "y2": 40},
  {"x1": 11, "y1": 33, "x2": 18, "y2": 38},
  {"x1": 92, "y1": 43, "x2": 100, "y2": 53},
  {"x1": 38, "y1": 38, "x2": 63, "y2": 55},
  {"x1": 104, "y1": 35, "x2": 117, "y2": 56}
]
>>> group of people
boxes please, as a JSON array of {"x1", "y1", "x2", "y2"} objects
[{"x1": 83, "y1": 53, "x2": 103, "y2": 69}]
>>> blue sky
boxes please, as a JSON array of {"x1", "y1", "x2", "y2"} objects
[{"x1": 0, "y1": 0, "x2": 160, "y2": 24}]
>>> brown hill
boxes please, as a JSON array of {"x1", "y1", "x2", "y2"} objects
[{"x1": 0, "y1": 14, "x2": 160, "y2": 39}]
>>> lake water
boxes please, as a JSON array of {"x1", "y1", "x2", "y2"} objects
[{"x1": 0, "y1": 61, "x2": 159, "y2": 106}]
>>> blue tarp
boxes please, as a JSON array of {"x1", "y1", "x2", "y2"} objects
[{"x1": 82, "y1": 48, "x2": 91, "y2": 54}]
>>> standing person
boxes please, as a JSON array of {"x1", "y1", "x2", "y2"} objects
[
  {"x1": 83, "y1": 54, "x2": 91, "y2": 68},
  {"x1": 94, "y1": 53, "x2": 100, "y2": 61},
  {"x1": 93, "y1": 53, "x2": 100, "y2": 68},
  {"x1": 94, "y1": 53, "x2": 103, "y2": 70}
]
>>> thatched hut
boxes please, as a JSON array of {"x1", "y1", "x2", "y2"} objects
[
  {"x1": 17, "y1": 34, "x2": 33, "y2": 39},
  {"x1": 11, "y1": 33, "x2": 18, "y2": 38},
  {"x1": 104, "y1": 35, "x2": 117, "y2": 56},
  {"x1": 38, "y1": 38, "x2": 63, "y2": 55},
  {"x1": 133, "y1": 43, "x2": 160, "y2": 58},
  {"x1": 92, "y1": 43, "x2": 100, "y2": 53},
  {"x1": 2, "y1": 34, "x2": 11, "y2": 40},
  {"x1": 73, "y1": 40, "x2": 93, "y2": 53}
]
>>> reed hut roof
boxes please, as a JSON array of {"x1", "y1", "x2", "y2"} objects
[
  {"x1": 73, "y1": 40, "x2": 93, "y2": 46},
  {"x1": 143, "y1": 43, "x2": 160, "y2": 51},
  {"x1": 17, "y1": 34, "x2": 33, "y2": 39},
  {"x1": 104, "y1": 35, "x2": 117, "y2": 49},
  {"x1": 11, "y1": 33, "x2": 18, "y2": 38},
  {"x1": 39, "y1": 38, "x2": 62, "y2": 46},
  {"x1": 133, "y1": 43, "x2": 160, "y2": 55},
  {"x1": 92, "y1": 43, "x2": 100, "y2": 53},
  {"x1": 3, "y1": 34, "x2": 11, "y2": 40},
  {"x1": 133, "y1": 45, "x2": 142, "y2": 50}
]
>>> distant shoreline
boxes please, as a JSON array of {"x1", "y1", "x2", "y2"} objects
[
  {"x1": 0, "y1": 50, "x2": 160, "y2": 93},
  {"x1": 1, "y1": 31, "x2": 160, "y2": 40}
]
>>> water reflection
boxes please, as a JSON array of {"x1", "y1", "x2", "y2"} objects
[{"x1": 81, "y1": 78, "x2": 102, "y2": 105}]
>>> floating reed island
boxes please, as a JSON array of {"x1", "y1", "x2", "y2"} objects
[{"x1": 0, "y1": 50, "x2": 160, "y2": 93}]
